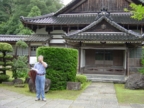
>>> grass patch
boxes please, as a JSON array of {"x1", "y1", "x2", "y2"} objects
[
  {"x1": 115, "y1": 84, "x2": 144, "y2": 104},
  {"x1": 0, "y1": 82, "x2": 91, "y2": 100},
  {"x1": 1, "y1": 70, "x2": 91, "y2": 100}
]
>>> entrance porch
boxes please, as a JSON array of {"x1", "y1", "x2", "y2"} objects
[{"x1": 79, "y1": 48, "x2": 127, "y2": 75}]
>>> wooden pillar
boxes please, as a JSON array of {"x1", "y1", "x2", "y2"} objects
[
  {"x1": 126, "y1": 48, "x2": 129, "y2": 76},
  {"x1": 79, "y1": 42, "x2": 82, "y2": 73},
  {"x1": 141, "y1": 25, "x2": 143, "y2": 34},
  {"x1": 28, "y1": 42, "x2": 31, "y2": 66}
]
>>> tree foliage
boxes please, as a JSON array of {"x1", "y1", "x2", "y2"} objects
[
  {"x1": 16, "y1": 40, "x2": 28, "y2": 56},
  {"x1": 0, "y1": 43, "x2": 13, "y2": 75},
  {"x1": 0, "y1": 43, "x2": 13, "y2": 52},
  {"x1": 0, "y1": 0, "x2": 63, "y2": 35},
  {"x1": 0, "y1": 0, "x2": 12, "y2": 23},
  {"x1": 12, "y1": 56, "x2": 29, "y2": 79},
  {"x1": 124, "y1": 3, "x2": 144, "y2": 20}
]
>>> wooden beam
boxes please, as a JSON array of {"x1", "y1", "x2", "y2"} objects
[
  {"x1": 81, "y1": 47, "x2": 127, "y2": 50},
  {"x1": 28, "y1": 42, "x2": 31, "y2": 65},
  {"x1": 141, "y1": 25, "x2": 143, "y2": 34},
  {"x1": 126, "y1": 48, "x2": 129, "y2": 76},
  {"x1": 79, "y1": 42, "x2": 82, "y2": 73}
]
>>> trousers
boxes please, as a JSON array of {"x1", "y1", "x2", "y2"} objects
[{"x1": 35, "y1": 75, "x2": 45, "y2": 99}]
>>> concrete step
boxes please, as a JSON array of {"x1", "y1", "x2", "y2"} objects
[{"x1": 85, "y1": 74, "x2": 126, "y2": 83}]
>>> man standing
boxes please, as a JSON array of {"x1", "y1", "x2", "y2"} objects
[{"x1": 33, "y1": 55, "x2": 48, "y2": 101}]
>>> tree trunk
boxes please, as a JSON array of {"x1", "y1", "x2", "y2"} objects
[{"x1": 3, "y1": 51, "x2": 6, "y2": 75}]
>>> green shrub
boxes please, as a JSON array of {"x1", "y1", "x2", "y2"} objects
[
  {"x1": 75, "y1": 74, "x2": 87, "y2": 84},
  {"x1": 0, "y1": 53, "x2": 3, "y2": 57},
  {"x1": 37, "y1": 47, "x2": 78, "y2": 90},
  {"x1": 0, "y1": 62, "x2": 4, "y2": 65},
  {"x1": 0, "y1": 74, "x2": 9, "y2": 83},
  {"x1": 6, "y1": 61, "x2": 13, "y2": 65},
  {"x1": 0, "y1": 43, "x2": 13, "y2": 52},
  {"x1": 139, "y1": 56, "x2": 144, "y2": 74},
  {"x1": 0, "y1": 43, "x2": 13, "y2": 74},
  {"x1": 4, "y1": 55, "x2": 13, "y2": 58},
  {"x1": 12, "y1": 56, "x2": 29, "y2": 79}
]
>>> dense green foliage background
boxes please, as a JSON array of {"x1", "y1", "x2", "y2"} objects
[
  {"x1": 36, "y1": 47, "x2": 78, "y2": 90},
  {"x1": 0, "y1": 0, "x2": 63, "y2": 35}
]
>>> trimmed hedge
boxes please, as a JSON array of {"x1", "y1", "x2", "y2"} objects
[
  {"x1": 37, "y1": 47, "x2": 78, "y2": 90},
  {"x1": 75, "y1": 74, "x2": 87, "y2": 84},
  {"x1": 0, "y1": 75, "x2": 9, "y2": 83}
]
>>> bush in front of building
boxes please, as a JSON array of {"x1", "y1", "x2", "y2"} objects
[
  {"x1": 0, "y1": 74, "x2": 9, "y2": 83},
  {"x1": 75, "y1": 74, "x2": 87, "y2": 84},
  {"x1": 0, "y1": 43, "x2": 13, "y2": 75},
  {"x1": 12, "y1": 56, "x2": 29, "y2": 79},
  {"x1": 37, "y1": 47, "x2": 78, "y2": 90},
  {"x1": 75, "y1": 74, "x2": 88, "y2": 89},
  {"x1": 139, "y1": 49, "x2": 144, "y2": 74}
]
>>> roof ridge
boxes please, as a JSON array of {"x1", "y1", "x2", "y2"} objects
[
  {"x1": 0, "y1": 35, "x2": 29, "y2": 37},
  {"x1": 54, "y1": 0, "x2": 86, "y2": 16},
  {"x1": 20, "y1": 13, "x2": 54, "y2": 21}
]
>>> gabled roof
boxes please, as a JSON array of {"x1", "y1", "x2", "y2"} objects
[
  {"x1": 0, "y1": 34, "x2": 50, "y2": 42},
  {"x1": 65, "y1": 32, "x2": 142, "y2": 42},
  {"x1": 63, "y1": 11, "x2": 143, "y2": 42},
  {"x1": 55, "y1": 0, "x2": 143, "y2": 16},
  {"x1": 20, "y1": 0, "x2": 144, "y2": 28},
  {"x1": 20, "y1": 13, "x2": 144, "y2": 25},
  {"x1": 54, "y1": 0, "x2": 86, "y2": 16}
]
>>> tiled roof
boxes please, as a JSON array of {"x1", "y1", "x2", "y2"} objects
[
  {"x1": 66, "y1": 15, "x2": 142, "y2": 37},
  {"x1": 54, "y1": 0, "x2": 86, "y2": 16},
  {"x1": 63, "y1": 11, "x2": 144, "y2": 42},
  {"x1": 0, "y1": 35, "x2": 28, "y2": 42},
  {"x1": 65, "y1": 32, "x2": 142, "y2": 41},
  {"x1": 26, "y1": 34, "x2": 50, "y2": 42},
  {"x1": 0, "y1": 34, "x2": 50, "y2": 42},
  {"x1": 20, "y1": 13, "x2": 144, "y2": 25}
]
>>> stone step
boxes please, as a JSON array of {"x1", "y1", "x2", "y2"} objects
[{"x1": 84, "y1": 74, "x2": 126, "y2": 83}]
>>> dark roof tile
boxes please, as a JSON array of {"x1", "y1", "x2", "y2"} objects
[
  {"x1": 66, "y1": 32, "x2": 142, "y2": 41},
  {"x1": 0, "y1": 34, "x2": 50, "y2": 42},
  {"x1": 21, "y1": 13, "x2": 144, "y2": 25}
]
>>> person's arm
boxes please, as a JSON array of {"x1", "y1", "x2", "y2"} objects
[{"x1": 41, "y1": 61, "x2": 48, "y2": 68}]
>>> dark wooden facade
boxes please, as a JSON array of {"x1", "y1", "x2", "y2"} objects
[{"x1": 65, "y1": 0, "x2": 131, "y2": 13}]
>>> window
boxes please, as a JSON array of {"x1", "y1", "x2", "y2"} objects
[
  {"x1": 105, "y1": 51, "x2": 113, "y2": 60},
  {"x1": 95, "y1": 50, "x2": 113, "y2": 60},
  {"x1": 31, "y1": 46, "x2": 38, "y2": 52},
  {"x1": 95, "y1": 50, "x2": 104, "y2": 60},
  {"x1": 31, "y1": 46, "x2": 39, "y2": 56}
]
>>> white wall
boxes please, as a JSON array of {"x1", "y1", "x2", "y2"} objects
[
  {"x1": 36, "y1": 28, "x2": 48, "y2": 34},
  {"x1": 123, "y1": 50, "x2": 126, "y2": 69},
  {"x1": 51, "y1": 30, "x2": 65, "y2": 34},
  {"x1": 80, "y1": 49, "x2": 85, "y2": 68},
  {"x1": 29, "y1": 56, "x2": 37, "y2": 64},
  {"x1": 50, "y1": 39, "x2": 65, "y2": 44},
  {"x1": 31, "y1": 42, "x2": 43, "y2": 46}
]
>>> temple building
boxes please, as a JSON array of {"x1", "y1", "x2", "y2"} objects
[{"x1": 1, "y1": 0, "x2": 144, "y2": 79}]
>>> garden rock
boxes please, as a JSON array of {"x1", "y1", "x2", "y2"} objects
[
  {"x1": 24, "y1": 77, "x2": 30, "y2": 83},
  {"x1": 13, "y1": 79, "x2": 23, "y2": 84},
  {"x1": 67, "y1": 82, "x2": 81, "y2": 90},
  {"x1": 28, "y1": 78, "x2": 51, "y2": 93},
  {"x1": 125, "y1": 73, "x2": 144, "y2": 89}
]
